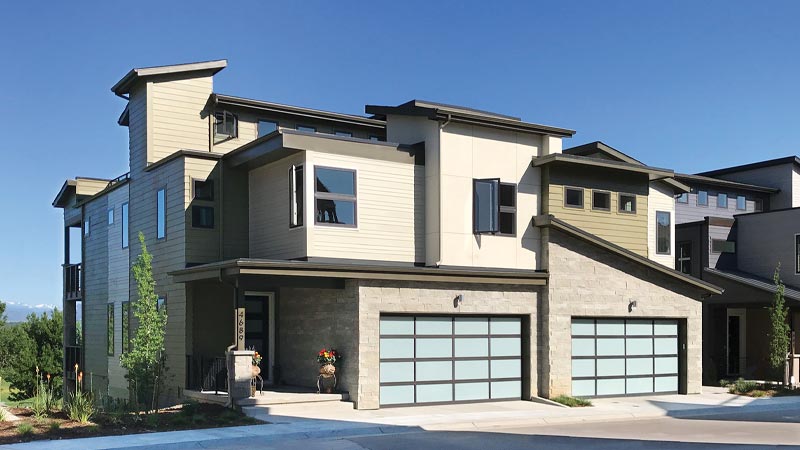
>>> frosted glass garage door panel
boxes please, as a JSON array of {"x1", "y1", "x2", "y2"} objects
[
  {"x1": 572, "y1": 379, "x2": 595, "y2": 397},
  {"x1": 571, "y1": 319, "x2": 595, "y2": 336},
  {"x1": 380, "y1": 385, "x2": 414, "y2": 405},
  {"x1": 416, "y1": 361, "x2": 452, "y2": 382},
  {"x1": 490, "y1": 338, "x2": 521, "y2": 357},
  {"x1": 596, "y1": 358, "x2": 626, "y2": 377},
  {"x1": 490, "y1": 318, "x2": 521, "y2": 335},
  {"x1": 490, "y1": 381, "x2": 521, "y2": 399},
  {"x1": 455, "y1": 317, "x2": 488, "y2": 335},
  {"x1": 626, "y1": 377, "x2": 654, "y2": 394},
  {"x1": 491, "y1": 359, "x2": 521, "y2": 378},
  {"x1": 597, "y1": 338, "x2": 625, "y2": 356},
  {"x1": 655, "y1": 376, "x2": 678, "y2": 392},
  {"x1": 655, "y1": 357, "x2": 678, "y2": 374},
  {"x1": 597, "y1": 378, "x2": 626, "y2": 396},
  {"x1": 626, "y1": 358, "x2": 654, "y2": 376},
  {"x1": 654, "y1": 320, "x2": 678, "y2": 335},
  {"x1": 455, "y1": 338, "x2": 488, "y2": 357},
  {"x1": 572, "y1": 338, "x2": 595, "y2": 356},
  {"x1": 380, "y1": 339, "x2": 414, "y2": 359},
  {"x1": 626, "y1": 338, "x2": 653, "y2": 355},
  {"x1": 596, "y1": 320, "x2": 624, "y2": 336},
  {"x1": 626, "y1": 320, "x2": 653, "y2": 336},
  {"x1": 416, "y1": 317, "x2": 452, "y2": 335},
  {"x1": 655, "y1": 338, "x2": 678, "y2": 355},
  {"x1": 572, "y1": 359, "x2": 595, "y2": 378},
  {"x1": 380, "y1": 317, "x2": 413, "y2": 335},
  {"x1": 416, "y1": 383, "x2": 453, "y2": 403},
  {"x1": 455, "y1": 360, "x2": 488, "y2": 380},
  {"x1": 380, "y1": 362, "x2": 414, "y2": 383},
  {"x1": 416, "y1": 338, "x2": 452, "y2": 358},
  {"x1": 455, "y1": 382, "x2": 489, "y2": 401}
]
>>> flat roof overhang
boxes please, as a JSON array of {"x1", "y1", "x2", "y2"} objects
[
  {"x1": 170, "y1": 259, "x2": 549, "y2": 286},
  {"x1": 532, "y1": 153, "x2": 681, "y2": 183}
]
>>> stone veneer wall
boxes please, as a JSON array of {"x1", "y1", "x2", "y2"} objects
[
  {"x1": 541, "y1": 229, "x2": 705, "y2": 397},
  {"x1": 355, "y1": 280, "x2": 539, "y2": 410}
]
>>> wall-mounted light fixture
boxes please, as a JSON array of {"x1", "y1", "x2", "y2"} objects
[
  {"x1": 454, "y1": 294, "x2": 463, "y2": 308},
  {"x1": 628, "y1": 300, "x2": 638, "y2": 313}
]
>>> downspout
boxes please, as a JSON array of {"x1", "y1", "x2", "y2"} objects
[{"x1": 436, "y1": 114, "x2": 452, "y2": 267}]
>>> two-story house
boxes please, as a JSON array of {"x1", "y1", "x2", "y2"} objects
[{"x1": 53, "y1": 60, "x2": 720, "y2": 409}]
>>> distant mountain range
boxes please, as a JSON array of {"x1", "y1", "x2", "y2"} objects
[{"x1": 2, "y1": 301, "x2": 57, "y2": 323}]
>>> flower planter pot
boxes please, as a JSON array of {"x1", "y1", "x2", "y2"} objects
[{"x1": 318, "y1": 364, "x2": 337, "y2": 393}]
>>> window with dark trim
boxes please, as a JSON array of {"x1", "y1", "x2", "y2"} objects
[
  {"x1": 334, "y1": 130, "x2": 353, "y2": 137},
  {"x1": 297, "y1": 125, "x2": 316, "y2": 133},
  {"x1": 498, "y1": 183, "x2": 516, "y2": 236},
  {"x1": 258, "y1": 120, "x2": 278, "y2": 138},
  {"x1": 697, "y1": 190, "x2": 708, "y2": 206},
  {"x1": 676, "y1": 193, "x2": 688, "y2": 203},
  {"x1": 564, "y1": 187, "x2": 584, "y2": 208},
  {"x1": 656, "y1": 211, "x2": 671, "y2": 254},
  {"x1": 315, "y1": 167, "x2": 356, "y2": 226},
  {"x1": 121, "y1": 203, "x2": 129, "y2": 248},
  {"x1": 157, "y1": 188, "x2": 166, "y2": 239},
  {"x1": 473, "y1": 178, "x2": 499, "y2": 234},
  {"x1": 192, "y1": 206, "x2": 214, "y2": 229},
  {"x1": 214, "y1": 111, "x2": 237, "y2": 140},
  {"x1": 619, "y1": 193, "x2": 637, "y2": 213},
  {"x1": 736, "y1": 195, "x2": 746, "y2": 210},
  {"x1": 121, "y1": 301, "x2": 130, "y2": 354},
  {"x1": 193, "y1": 179, "x2": 214, "y2": 201},
  {"x1": 677, "y1": 241, "x2": 692, "y2": 274},
  {"x1": 108, "y1": 208, "x2": 114, "y2": 225},
  {"x1": 592, "y1": 190, "x2": 611, "y2": 211},
  {"x1": 157, "y1": 296, "x2": 166, "y2": 313},
  {"x1": 84, "y1": 217, "x2": 90, "y2": 237},
  {"x1": 754, "y1": 198, "x2": 764, "y2": 212},
  {"x1": 796, "y1": 234, "x2": 800, "y2": 274},
  {"x1": 289, "y1": 165, "x2": 304, "y2": 227},
  {"x1": 717, "y1": 193, "x2": 728, "y2": 208},
  {"x1": 107, "y1": 303, "x2": 115, "y2": 356},
  {"x1": 711, "y1": 239, "x2": 735, "y2": 254}
]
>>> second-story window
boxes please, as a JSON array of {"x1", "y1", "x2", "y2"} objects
[
  {"x1": 676, "y1": 193, "x2": 688, "y2": 203},
  {"x1": 334, "y1": 130, "x2": 353, "y2": 137},
  {"x1": 711, "y1": 239, "x2": 735, "y2": 254},
  {"x1": 315, "y1": 167, "x2": 356, "y2": 226},
  {"x1": 192, "y1": 206, "x2": 214, "y2": 229},
  {"x1": 564, "y1": 187, "x2": 584, "y2": 208},
  {"x1": 796, "y1": 234, "x2": 800, "y2": 274},
  {"x1": 677, "y1": 241, "x2": 692, "y2": 274},
  {"x1": 121, "y1": 203, "x2": 129, "y2": 248},
  {"x1": 697, "y1": 190, "x2": 708, "y2": 206},
  {"x1": 736, "y1": 195, "x2": 746, "y2": 210},
  {"x1": 754, "y1": 198, "x2": 764, "y2": 212},
  {"x1": 121, "y1": 301, "x2": 130, "y2": 354},
  {"x1": 108, "y1": 208, "x2": 114, "y2": 225},
  {"x1": 297, "y1": 125, "x2": 316, "y2": 133},
  {"x1": 717, "y1": 193, "x2": 728, "y2": 208},
  {"x1": 84, "y1": 217, "x2": 91, "y2": 237},
  {"x1": 619, "y1": 193, "x2": 637, "y2": 213},
  {"x1": 499, "y1": 183, "x2": 516, "y2": 236},
  {"x1": 473, "y1": 178, "x2": 499, "y2": 234},
  {"x1": 193, "y1": 179, "x2": 214, "y2": 201},
  {"x1": 157, "y1": 188, "x2": 166, "y2": 239},
  {"x1": 656, "y1": 211, "x2": 671, "y2": 255},
  {"x1": 592, "y1": 190, "x2": 611, "y2": 211},
  {"x1": 214, "y1": 111, "x2": 237, "y2": 140},
  {"x1": 289, "y1": 165, "x2": 304, "y2": 227},
  {"x1": 258, "y1": 120, "x2": 278, "y2": 138}
]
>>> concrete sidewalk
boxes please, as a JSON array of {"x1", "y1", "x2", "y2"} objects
[{"x1": 4, "y1": 388, "x2": 800, "y2": 450}]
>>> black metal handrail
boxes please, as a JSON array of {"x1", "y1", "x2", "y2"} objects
[
  {"x1": 64, "y1": 264, "x2": 81, "y2": 300},
  {"x1": 186, "y1": 355, "x2": 227, "y2": 393}
]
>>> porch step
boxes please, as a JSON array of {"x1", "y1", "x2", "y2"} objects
[{"x1": 238, "y1": 391, "x2": 350, "y2": 407}]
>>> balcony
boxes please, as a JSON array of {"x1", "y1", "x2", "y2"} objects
[{"x1": 64, "y1": 263, "x2": 81, "y2": 300}]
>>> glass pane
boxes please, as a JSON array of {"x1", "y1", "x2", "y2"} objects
[
  {"x1": 416, "y1": 338, "x2": 452, "y2": 358},
  {"x1": 737, "y1": 195, "x2": 746, "y2": 210},
  {"x1": 655, "y1": 376, "x2": 678, "y2": 392},
  {"x1": 455, "y1": 382, "x2": 489, "y2": 401},
  {"x1": 619, "y1": 194, "x2": 636, "y2": 212},
  {"x1": 194, "y1": 179, "x2": 214, "y2": 200},
  {"x1": 657, "y1": 211, "x2": 670, "y2": 253},
  {"x1": 572, "y1": 338, "x2": 595, "y2": 357},
  {"x1": 245, "y1": 319, "x2": 263, "y2": 332},
  {"x1": 380, "y1": 317, "x2": 413, "y2": 335},
  {"x1": 416, "y1": 383, "x2": 452, "y2": 403},
  {"x1": 626, "y1": 338, "x2": 653, "y2": 355},
  {"x1": 121, "y1": 203, "x2": 129, "y2": 248},
  {"x1": 316, "y1": 199, "x2": 355, "y2": 225},
  {"x1": 297, "y1": 125, "x2": 316, "y2": 132},
  {"x1": 626, "y1": 320, "x2": 653, "y2": 336},
  {"x1": 626, "y1": 357, "x2": 654, "y2": 376},
  {"x1": 597, "y1": 338, "x2": 625, "y2": 356},
  {"x1": 655, "y1": 338, "x2": 678, "y2": 355},
  {"x1": 571, "y1": 319, "x2": 594, "y2": 336},
  {"x1": 380, "y1": 338, "x2": 414, "y2": 359},
  {"x1": 334, "y1": 130, "x2": 353, "y2": 137},
  {"x1": 717, "y1": 193, "x2": 728, "y2": 208},
  {"x1": 597, "y1": 378, "x2": 626, "y2": 396},
  {"x1": 108, "y1": 209, "x2": 114, "y2": 224},
  {"x1": 157, "y1": 189, "x2": 166, "y2": 239},
  {"x1": 626, "y1": 377, "x2": 654, "y2": 394},
  {"x1": 315, "y1": 167, "x2": 355, "y2": 196},
  {"x1": 654, "y1": 320, "x2": 678, "y2": 336},
  {"x1": 572, "y1": 379, "x2": 595, "y2": 397},
  {"x1": 565, "y1": 188, "x2": 583, "y2": 207},
  {"x1": 592, "y1": 191, "x2": 610, "y2": 210},
  {"x1": 490, "y1": 337, "x2": 520, "y2": 357},
  {"x1": 474, "y1": 179, "x2": 499, "y2": 233},
  {"x1": 655, "y1": 357, "x2": 678, "y2": 374},
  {"x1": 491, "y1": 318, "x2": 521, "y2": 335},
  {"x1": 416, "y1": 317, "x2": 452, "y2": 335},
  {"x1": 258, "y1": 120, "x2": 278, "y2": 137},
  {"x1": 491, "y1": 359, "x2": 520, "y2": 378},
  {"x1": 698, "y1": 191, "x2": 708, "y2": 205},
  {"x1": 491, "y1": 381, "x2": 521, "y2": 399},
  {"x1": 380, "y1": 385, "x2": 414, "y2": 405},
  {"x1": 380, "y1": 362, "x2": 414, "y2": 383},
  {"x1": 597, "y1": 358, "x2": 626, "y2": 376},
  {"x1": 455, "y1": 338, "x2": 488, "y2": 357},
  {"x1": 572, "y1": 359, "x2": 595, "y2": 377},
  {"x1": 455, "y1": 360, "x2": 488, "y2": 380},
  {"x1": 455, "y1": 317, "x2": 488, "y2": 335},
  {"x1": 597, "y1": 320, "x2": 624, "y2": 336},
  {"x1": 416, "y1": 361, "x2": 452, "y2": 382},
  {"x1": 499, "y1": 183, "x2": 516, "y2": 207}
]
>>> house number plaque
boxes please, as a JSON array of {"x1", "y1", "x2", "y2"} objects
[{"x1": 236, "y1": 307, "x2": 246, "y2": 350}]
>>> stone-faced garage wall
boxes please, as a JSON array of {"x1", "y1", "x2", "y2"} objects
[
  {"x1": 541, "y1": 229, "x2": 705, "y2": 397},
  {"x1": 356, "y1": 280, "x2": 539, "y2": 409}
]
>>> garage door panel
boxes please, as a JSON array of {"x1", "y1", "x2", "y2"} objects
[
  {"x1": 626, "y1": 338, "x2": 653, "y2": 355},
  {"x1": 655, "y1": 357, "x2": 678, "y2": 374},
  {"x1": 416, "y1": 361, "x2": 452, "y2": 381},
  {"x1": 655, "y1": 338, "x2": 678, "y2": 355},
  {"x1": 491, "y1": 380, "x2": 521, "y2": 399},
  {"x1": 491, "y1": 337, "x2": 521, "y2": 357},
  {"x1": 416, "y1": 338, "x2": 452, "y2": 358},
  {"x1": 380, "y1": 385, "x2": 414, "y2": 405},
  {"x1": 455, "y1": 382, "x2": 489, "y2": 401},
  {"x1": 655, "y1": 376, "x2": 678, "y2": 392},
  {"x1": 491, "y1": 359, "x2": 521, "y2": 378},
  {"x1": 597, "y1": 378, "x2": 626, "y2": 396},
  {"x1": 596, "y1": 358, "x2": 626, "y2": 376},
  {"x1": 572, "y1": 359, "x2": 595, "y2": 378},
  {"x1": 597, "y1": 338, "x2": 625, "y2": 356},
  {"x1": 572, "y1": 338, "x2": 595, "y2": 356},
  {"x1": 416, "y1": 317, "x2": 452, "y2": 335},
  {"x1": 572, "y1": 379, "x2": 596, "y2": 397},
  {"x1": 380, "y1": 362, "x2": 414, "y2": 383},
  {"x1": 596, "y1": 320, "x2": 624, "y2": 335},
  {"x1": 455, "y1": 338, "x2": 488, "y2": 357},
  {"x1": 455, "y1": 317, "x2": 488, "y2": 334},
  {"x1": 626, "y1": 377, "x2": 654, "y2": 394},
  {"x1": 380, "y1": 338, "x2": 414, "y2": 359},
  {"x1": 455, "y1": 360, "x2": 489, "y2": 379},
  {"x1": 626, "y1": 357, "x2": 654, "y2": 376},
  {"x1": 490, "y1": 317, "x2": 522, "y2": 335},
  {"x1": 571, "y1": 319, "x2": 595, "y2": 335},
  {"x1": 380, "y1": 316, "x2": 414, "y2": 335},
  {"x1": 417, "y1": 383, "x2": 453, "y2": 403}
]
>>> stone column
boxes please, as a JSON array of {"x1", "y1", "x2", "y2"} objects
[{"x1": 227, "y1": 350, "x2": 254, "y2": 405}]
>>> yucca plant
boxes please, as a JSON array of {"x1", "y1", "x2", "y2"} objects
[
  {"x1": 64, "y1": 366, "x2": 95, "y2": 423},
  {"x1": 30, "y1": 367, "x2": 57, "y2": 419}
]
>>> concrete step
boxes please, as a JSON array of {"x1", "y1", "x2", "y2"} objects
[{"x1": 238, "y1": 391, "x2": 350, "y2": 406}]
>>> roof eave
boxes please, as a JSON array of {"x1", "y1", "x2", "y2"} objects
[
  {"x1": 215, "y1": 94, "x2": 386, "y2": 128},
  {"x1": 111, "y1": 59, "x2": 228, "y2": 96},
  {"x1": 52, "y1": 179, "x2": 77, "y2": 208}
]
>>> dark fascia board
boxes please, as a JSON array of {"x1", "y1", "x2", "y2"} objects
[
  {"x1": 52, "y1": 179, "x2": 77, "y2": 208},
  {"x1": 733, "y1": 205, "x2": 800, "y2": 218},
  {"x1": 674, "y1": 173, "x2": 779, "y2": 194},
  {"x1": 697, "y1": 156, "x2": 800, "y2": 177},
  {"x1": 532, "y1": 153, "x2": 675, "y2": 180},
  {"x1": 213, "y1": 94, "x2": 385, "y2": 129},
  {"x1": 169, "y1": 258, "x2": 549, "y2": 286},
  {"x1": 563, "y1": 141, "x2": 645, "y2": 165},
  {"x1": 143, "y1": 149, "x2": 223, "y2": 173},
  {"x1": 111, "y1": 59, "x2": 227, "y2": 96},
  {"x1": 704, "y1": 268, "x2": 800, "y2": 302},
  {"x1": 117, "y1": 104, "x2": 130, "y2": 127},
  {"x1": 534, "y1": 214, "x2": 723, "y2": 295},
  {"x1": 365, "y1": 101, "x2": 576, "y2": 137}
]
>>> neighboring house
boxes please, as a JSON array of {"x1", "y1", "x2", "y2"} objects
[
  {"x1": 53, "y1": 60, "x2": 720, "y2": 409},
  {"x1": 673, "y1": 159, "x2": 800, "y2": 384}
]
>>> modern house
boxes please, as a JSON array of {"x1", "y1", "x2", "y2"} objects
[
  {"x1": 53, "y1": 60, "x2": 722, "y2": 409},
  {"x1": 673, "y1": 157, "x2": 800, "y2": 384}
]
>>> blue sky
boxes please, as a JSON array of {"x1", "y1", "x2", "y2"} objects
[{"x1": 0, "y1": 1, "x2": 798, "y2": 306}]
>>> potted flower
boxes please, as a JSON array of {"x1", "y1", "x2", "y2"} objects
[
  {"x1": 317, "y1": 347, "x2": 341, "y2": 393},
  {"x1": 252, "y1": 351, "x2": 262, "y2": 378}
]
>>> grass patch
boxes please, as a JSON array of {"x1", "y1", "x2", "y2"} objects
[
  {"x1": 15, "y1": 423, "x2": 33, "y2": 436},
  {"x1": 551, "y1": 395, "x2": 592, "y2": 407}
]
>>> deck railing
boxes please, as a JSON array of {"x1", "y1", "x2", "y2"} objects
[
  {"x1": 185, "y1": 355, "x2": 228, "y2": 393},
  {"x1": 64, "y1": 263, "x2": 81, "y2": 300}
]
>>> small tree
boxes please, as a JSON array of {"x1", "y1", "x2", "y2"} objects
[
  {"x1": 120, "y1": 232, "x2": 167, "y2": 412},
  {"x1": 767, "y1": 263, "x2": 790, "y2": 382}
]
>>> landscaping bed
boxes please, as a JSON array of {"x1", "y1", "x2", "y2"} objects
[
  {"x1": 0, "y1": 402, "x2": 264, "y2": 445},
  {"x1": 722, "y1": 378, "x2": 800, "y2": 398}
]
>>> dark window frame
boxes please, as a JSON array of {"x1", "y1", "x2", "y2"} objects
[
  {"x1": 711, "y1": 239, "x2": 736, "y2": 254},
  {"x1": 697, "y1": 190, "x2": 708, "y2": 207},
  {"x1": 656, "y1": 211, "x2": 671, "y2": 255},
  {"x1": 473, "y1": 178, "x2": 500, "y2": 234},
  {"x1": 592, "y1": 190, "x2": 612, "y2": 212},
  {"x1": 107, "y1": 303, "x2": 115, "y2": 356},
  {"x1": 498, "y1": 182, "x2": 517, "y2": 237},
  {"x1": 677, "y1": 241, "x2": 692, "y2": 275},
  {"x1": 121, "y1": 301, "x2": 130, "y2": 354},
  {"x1": 156, "y1": 188, "x2": 167, "y2": 240},
  {"x1": 754, "y1": 198, "x2": 764, "y2": 212},
  {"x1": 289, "y1": 165, "x2": 305, "y2": 228},
  {"x1": 314, "y1": 166, "x2": 357, "y2": 228},
  {"x1": 214, "y1": 110, "x2": 238, "y2": 140},
  {"x1": 796, "y1": 234, "x2": 800, "y2": 274},
  {"x1": 257, "y1": 119, "x2": 279, "y2": 138},
  {"x1": 564, "y1": 186, "x2": 584, "y2": 209},
  {"x1": 157, "y1": 295, "x2": 167, "y2": 313},
  {"x1": 192, "y1": 178, "x2": 214, "y2": 201},
  {"x1": 191, "y1": 205, "x2": 215, "y2": 229},
  {"x1": 717, "y1": 193, "x2": 728, "y2": 209},
  {"x1": 618, "y1": 193, "x2": 637, "y2": 214},
  {"x1": 736, "y1": 195, "x2": 746, "y2": 211}
]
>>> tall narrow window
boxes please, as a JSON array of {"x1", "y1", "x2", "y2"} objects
[
  {"x1": 717, "y1": 193, "x2": 728, "y2": 208},
  {"x1": 677, "y1": 241, "x2": 692, "y2": 274},
  {"x1": 84, "y1": 218, "x2": 90, "y2": 237},
  {"x1": 795, "y1": 235, "x2": 800, "y2": 274},
  {"x1": 107, "y1": 303, "x2": 115, "y2": 356},
  {"x1": 736, "y1": 195, "x2": 746, "y2": 210},
  {"x1": 697, "y1": 190, "x2": 708, "y2": 206},
  {"x1": 121, "y1": 301, "x2": 130, "y2": 354},
  {"x1": 157, "y1": 296, "x2": 166, "y2": 312},
  {"x1": 290, "y1": 165, "x2": 304, "y2": 227},
  {"x1": 473, "y1": 178, "x2": 500, "y2": 234},
  {"x1": 121, "y1": 203, "x2": 129, "y2": 248},
  {"x1": 258, "y1": 120, "x2": 278, "y2": 138},
  {"x1": 157, "y1": 188, "x2": 166, "y2": 239},
  {"x1": 315, "y1": 167, "x2": 356, "y2": 226},
  {"x1": 108, "y1": 208, "x2": 114, "y2": 225},
  {"x1": 656, "y1": 211, "x2": 671, "y2": 255},
  {"x1": 498, "y1": 183, "x2": 516, "y2": 236}
]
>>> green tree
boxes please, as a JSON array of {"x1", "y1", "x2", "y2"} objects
[
  {"x1": 120, "y1": 233, "x2": 167, "y2": 411},
  {"x1": 768, "y1": 264, "x2": 791, "y2": 381},
  {"x1": 0, "y1": 310, "x2": 63, "y2": 400}
]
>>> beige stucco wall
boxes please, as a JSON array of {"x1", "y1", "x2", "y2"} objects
[{"x1": 648, "y1": 182, "x2": 676, "y2": 267}]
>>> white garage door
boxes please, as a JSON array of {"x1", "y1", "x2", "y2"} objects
[
  {"x1": 571, "y1": 318, "x2": 680, "y2": 397},
  {"x1": 379, "y1": 315, "x2": 522, "y2": 406}
]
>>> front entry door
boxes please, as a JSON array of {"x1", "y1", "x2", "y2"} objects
[
  {"x1": 726, "y1": 309, "x2": 747, "y2": 376},
  {"x1": 244, "y1": 292, "x2": 276, "y2": 384}
]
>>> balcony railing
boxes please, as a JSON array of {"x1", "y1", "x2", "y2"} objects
[
  {"x1": 64, "y1": 263, "x2": 81, "y2": 300},
  {"x1": 186, "y1": 355, "x2": 228, "y2": 393}
]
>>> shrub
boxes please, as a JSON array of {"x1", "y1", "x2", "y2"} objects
[
  {"x1": 48, "y1": 421, "x2": 60, "y2": 432},
  {"x1": 551, "y1": 395, "x2": 592, "y2": 407},
  {"x1": 16, "y1": 422, "x2": 33, "y2": 436},
  {"x1": 768, "y1": 264, "x2": 791, "y2": 379},
  {"x1": 0, "y1": 407, "x2": 7, "y2": 422},
  {"x1": 64, "y1": 390, "x2": 95, "y2": 423},
  {"x1": 729, "y1": 378, "x2": 759, "y2": 394},
  {"x1": 718, "y1": 379, "x2": 731, "y2": 387},
  {"x1": 30, "y1": 371, "x2": 58, "y2": 419}
]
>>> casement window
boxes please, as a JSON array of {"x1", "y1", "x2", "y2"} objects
[
  {"x1": 711, "y1": 239, "x2": 736, "y2": 254},
  {"x1": 564, "y1": 186, "x2": 584, "y2": 208},
  {"x1": 796, "y1": 234, "x2": 800, "y2": 274},
  {"x1": 297, "y1": 125, "x2": 316, "y2": 133},
  {"x1": 192, "y1": 206, "x2": 214, "y2": 229},
  {"x1": 676, "y1": 193, "x2": 688, "y2": 203},
  {"x1": 473, "y1": 179, "x2": 499, "y2": 233},
  {"x1": 656, "y1": 211, "x2": 671, "y2": 254},
  {"x1": 107, "y1": 303, "x2": 115, "y2": 356},
  {"x1": 289, "y1": 165, "x2": 304, "y2": 227},
  {"x1": 258, "y1": 120, "x2": 278, "y2": 138},
  {"x1": 315, "y1": 167, "x2": 356, "y2": 226},
  {"x1": 84, "y1": 218, "x2": 90, "y2": 237},
  {"x1": 157, "y1": 188, "x2": 166, "y2": 239},
  {"x1": 619, "y1": 193, "x2": 637, "y2": 213},
  {"x1": 717, "y1": 193, "x2": 728, "y2": 208},
  {"x1": 498, "y1": 183, "x2": 517, "y2": 236},
  {"x1": 677, "y1": 241, "x2": 692, "y2": 274},
  {"x1": 754, "y1": 198, "x2": 764, "y2": 212},
  {"x1": 193, "y1": 179, "x2": 214, "y2": 201},
  {"x1": 121, "y1": 203, "x2": 129, "y2": 248},
  {"x1": 697, "y1": 190, "x2": 708, "y2": 206},
  {"x1": 592, "y1": 190, "x2": 611, "y2": 211},
  {"x1": 736, "y1": 195, "x2": 746, "y2": 210},
  {"x1": 214, "y1": 111, "x2": 237, "y2": 139},
  {"x1": 334, "y1": 130, "x2": 353, "y2": 137},
  {"x1": 121, "y1": 301, "x2": 130, "y2": 354},
  {"x1": 108, "y1": 208, "x2": 114, "y2": 225},
  {"x1": 157, "y1": 296, "x2": 166, "y2": 313}
]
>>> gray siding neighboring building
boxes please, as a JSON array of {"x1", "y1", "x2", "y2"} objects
[
  {"x1": 736, "y1": 208, "x2": 800, "y2": 283},
  {"x1": 675, "y1": 186, "x2": 768, "y2": 225},
  {"x1": 82, "y1": 195, "x2": 110, "y2": 393},
  {"x1": 707, "y1": 163, "x2": 798, "y2": 210}
]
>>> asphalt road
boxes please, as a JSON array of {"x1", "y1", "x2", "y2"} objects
[{"x1": 223, "y1": 407, "x2": 800, "y2": 450}]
